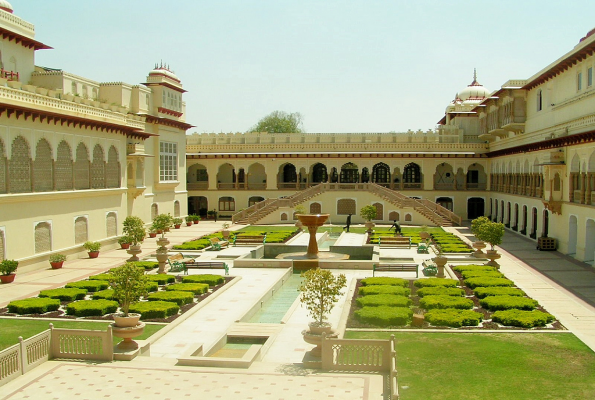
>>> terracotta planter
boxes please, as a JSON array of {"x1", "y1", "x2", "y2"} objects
[
  {"x1": 149, "y1": 232, "x2": 157, "y2": 238},
  {"x1": 120, "y1": 243, "x2": 131, "y2": 250},
  {"x1": 174, "y1": 224, "x2": 181, "y2": 229},
  {"x1": 193, "y1": 220, "x2": 199, "y2": 224},
  {"x1": 50, "y1": 261, "x2": 64, "y2": 269},
  {"x1": 186, "y1": 222, "x2": 192, "y2": 226},
  {"x1": 88, "y1": 251, "x2": 100, "y2": 259},
  {"x1": 0, "y1": 274, "x2": 16, "y2": 283}
]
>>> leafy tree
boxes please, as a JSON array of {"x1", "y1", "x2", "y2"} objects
[
  {"x1": 249, "y1": 111, "x2": 304, "y2": 133},
  {"x1": 109, "y1": 263, "x2": 148, "y2": 316},
  {"x1": 360, "y1": 205, "x2": 377, "y2": 222},
  {"x1": 471, "y1": 216, "x2": 490, "y2": 237},
  {"x1": 299, "y1": 268, "x2": 347, "y2": 325},
  {"x1": 477, "y1": 221, "x2": 505, "y2": 250},
  {"x1": 122, "y1": 216, "x2": 146, "y2": 245}
]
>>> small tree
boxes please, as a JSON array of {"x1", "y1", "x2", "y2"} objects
[
  {"x1": 249, "y1": 110, "x2": 304, "y2": 133},
  {"x1": 471, "y1": 216, "x2": 491, "y2": 237},
  {"x1": 294, "y1": 204, "x2": 306, "y2": 215},
  {"x1": 360, "y1": 205, "x2": 377, "y2": 222},
  {"x1": 299, "y1": 268, "x2": 347, "y2": 326},
  {"x1": 109, "y1": 263, "x2": 148, "y2": 317},
  {"x1": 477, "y1": 221, "x2": 505, "y2": 250},
  {"x1": 151, "y1": 213, "x2": 173, "y2": 238},
  {"x1": 122, "y1": 216, "x2": 146, "y2": 245}
]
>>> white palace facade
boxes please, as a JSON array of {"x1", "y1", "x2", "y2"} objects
[
  {"x1": 0, "y1": 2, "x2": 191, "y2": 269},
  {"x1": 187, "y1": 29, "x2": 595, "y2": 265}
]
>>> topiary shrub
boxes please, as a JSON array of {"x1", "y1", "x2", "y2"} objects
[
  {"x1": 460, "y1": 270, "x2": 505, "y2": 279},
  {"x1": 66, "y1": 299, "x2": 118, "y2": 316},
  {"x1": 130, "y1": 261, "x2": 159, "y2": 271},
  {"x1": 464, "y1": 277, "x2": 514, "y2": 289},
  {"x1": 492, "y1": 309, "x2": 555, "y2": 328},
  {"x1": 419, "y1": 295, "x2": 473, "y2": 310},
  {"x1": 474, "y1": 287, "x2": 525, "y2": 299},
  {"x1": 88, "y1": 274, "x2": 113, "y2": 281},
  {"x1": 147, "y1": 291, "x2": 194, "y2": 306},
  {"x1": 181, "y1": 274, "x2": 225, "y2": 286},
  {"x1": 414, "y1": 278, "x2": 459, "y2": 288},
  {"x1": 38, "y1": 288, "x2": 87, "y2": 302},
  {"x1": 7, "y1": 298, "x2": 60, "y2": 314},
  {"x1": 65, "y1": 280, "x2": 109, "y2": 292},
  {"x1": 452, "y1": 264, "x2": 497, "y2": 273},
  {"x1": 145, "y1": 281, "x2": 159, "y2": 292},
  {"x1": 425, "y1": 309, "x2": 483, "y2": 327},
  {"x1": 92, "y1": 289, "x2": 115, "y2": 300},
  {"x1": 129, "y1": 300, "x2": 180, "y2": 319},
  {"x1": 416, "y1": 286, "x2": 465, "y2": 297},
  {"x1": 479, "y1": 295, "x2": 538, "y2": 311},
  {"x1": 145, "y1": 274, "x2": 176, "y2": 285},
  {"x1": 356, "y1": 294, "x2": 412, "y2": 308},
  {"x1": 360, "y1": 277, "x2": 408, "y2": 287},
  {"x1": 354, "y1": 306, "x2": 413, "y2": 327},
  {"x1": 358, "y1": 285, "x2": 411, "y2": 297},
  {"x1": 166, "y1": 283, "x2": 209, "y2": 295}
]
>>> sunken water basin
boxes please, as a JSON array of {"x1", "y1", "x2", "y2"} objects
[{"x1": 177, "y1": 334, "x2": 272, "y2": 368}]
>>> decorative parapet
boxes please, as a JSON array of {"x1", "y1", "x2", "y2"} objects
[{"x1": 0, "y1": 9, "x2": 35, "y2": 39}]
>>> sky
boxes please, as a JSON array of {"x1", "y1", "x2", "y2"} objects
[{"x1": 13, "y1": 0, "x2": 595, "y2": 134}]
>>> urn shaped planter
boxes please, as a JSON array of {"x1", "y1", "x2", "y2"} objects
[
  {"x1": 485, "y1": 250, "x2": 501, "y2": 268},
  {"x1": 472, "y1": 241, "x2": 486, "y2": 257},
  {"x1": 302, "y1": 322, "x2": 337, "y2": 357}
]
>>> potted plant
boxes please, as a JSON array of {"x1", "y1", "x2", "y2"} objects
[
  {"x1": 173, "y1": 217, "x2": 183, "y2": 229},
  {"x1": 0, "y1": 259, "x2": 18, "y2": 283},
  {"x1": 83, "y1": 241, "x2": 101, "y2": 258},
  {"x1": 360, "y1": 205, "x2": 377, "y2": 233},
  {"x1": 151, "y1": 213, "x2": 173, "y2": 239},
  {"x1": 299, "y1": 268, "x2": 346, "y2": 357},
  {"x1": 148, "y1": 227, "x2": 157, "y2": 238},
  {"x1": 477, "y1": 221, "x2": 505, "y2": 267},
  {"x1": 49, "y1": 253, "x2": 67, "y2": 269},
  {"x1": 109, "y1": 263, "x2": 148, "y2": 350},
  {"x1": 118, "y1": 236, "x2": 131, "y2": 250},
  {"x1": 152, "y1": 213, "x2": 173, "y2": 273},
  {"x1": 470, "y1": 216, "x2": 490, "y2": 257},
  {"x1": 185, "y1": 215, "x2": 194, "y2": 226},
  {"x1": 432, "y1": 244, "x2": 447, "y2": 278},
  {"x1": 294, "y1": 204, "x2": 306, "y2": 230},
  {"x1": 122, "y1": 216, "x2": 146, "y2": 261},
  {"x1": 419, "y1": 225, "x2": 430, "y2": 241},
  {"x1": 193, "y1": 215, "x2": 201, "y2": 224},
  {"x1": 222, "y1": 222, "x2": 231, "y2": 240}
]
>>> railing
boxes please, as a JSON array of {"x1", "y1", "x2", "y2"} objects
[
  {"x1": 217, "y1": 183, "x2": 236, "y2": 190},
  {"x1": 0, "y1": 69, "x2": 19, "y2": 81},
  {"x1": 187, "y1": 182, "x2": 209, "y2": 190},
  {"x1": 419, "y1": 199, "x2": 462, "y2": 226}
]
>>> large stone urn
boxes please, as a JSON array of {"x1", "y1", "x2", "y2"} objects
[
  {"x1": 485, "y1": 249, "x2": 501, "y2": 268},
  {"x1": 433, "y1": 255, "x2": 448, "y2": 278},
  {"x1": 126, "y1": 244, "x2": 142, "y2": 262},
  {"x1": 155, "y1": 237, "x2": 170, "y2": 274},
  {"x1": 302, "y1": 322, "x2": 338, "y2": 357},
  {"x1": 472, "y1": 241, "x2": 486, "y2": 258},
  {"x1": 111, "y1": 313, "x2": 145, "y2": 351}
]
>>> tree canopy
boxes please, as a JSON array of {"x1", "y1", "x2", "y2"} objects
[{"x1": 249, "y1": 111, "x2": 304, "y2": 133}]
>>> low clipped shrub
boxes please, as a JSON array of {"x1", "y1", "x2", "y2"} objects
[
  {"x1": 8, "y1": 298, "x2": 60, "y2": 314},
  {"x1": 360, "y1": 277, "x2": 408, "y2": 287},
  {"x1": 182, "y1": 274, "x2": 225, "y2": 286},
  {"x1": 464, "y1": 277, "x2": 514, "y2": 289},
  {"x1": 93, "y1": 289, "x2": 115, "y2": 300},
  {"x1": 358, "y1": 285, "x2": 411, "y2": 297},
  {"x1": 356, "y1": 294, "x2": 412, "y2": 308},
  {"x1": 145, "y1": 281, "x2": 159, "y2": 292},
  {"x1": 452, "y1": 264, "x2": 496, "y2": 273},
  {"x1": 492, "y1": 309, "x2": 555, "y2": 328},
  {"x1": 88, "y1": 274, "x2": 113, "y2": 281},
  {"x1": 166, "y1": 283, "x2": 209, "y2": 295},
  {"x1": 147, "y1": 290, "x2": 194, "y2": 306},
  {"x1": 425, "y1": 309, "x2": 483, "y2": 327},
  {"x1": 460, "y1": 270, "x2": 505, "y2": 279},
  {"x1": 354, "y1": 306, "x2": 413, "y2": 327},
  {"x1": 145, "y1": 274, "x2": 176, "y2": 285},
  {"x1": 419, "y1": 295, "x2": 473, "y2": 310},
  {"x1": 129, "y1": 300, "x2": 180, "y2": 319},
  {"x1": 414, "y1": 278, "x2": 458, "y2": 288},
  {"x1": 38, "y1": 288, "x2": 87, "y2": 302},
  {"x1": 479, "y1": 295, "x2": 538, "y2": 311},
  {"x1": 65, "y1": 280, "x2": 109, "y2": 292},
  {"x1": 439, "y1": 245, "x2": 473, "y2": 253},
  {"x1": 416, "y1": 286, "x2": 465, "y2": 297},
  {"x1": 474, "y1": 287, "x2": 526, "y2": 299},
  {"x1": 130, "y1": 261, "x2": 159, "y2": 270},
  {"x1": 66, "y1": 299, "x2": 118, "y2": 316}
]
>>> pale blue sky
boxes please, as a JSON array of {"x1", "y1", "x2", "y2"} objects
[{"x1": 14, "y1": 0, "x2": 595, "y2": 133}]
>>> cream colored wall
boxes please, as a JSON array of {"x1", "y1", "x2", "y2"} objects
[
  {"x1": 0, "y1": 39, "x2": 35, "y2": 84},
  {"x1": 99, "y1": 83, "x2": 133, "y2": 108}
]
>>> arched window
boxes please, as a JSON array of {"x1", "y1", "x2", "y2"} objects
[
  {"x1": 373, "y1": 202, "x2": 383, "y2": 220},
  {"x1": 219, "y1": 196, "x2": 235, "y2": 211},
  {"x1": 74, "y1": 143, "x2": 90, "y2": 190},
  {"x1": 389, "y1": 211, "x2": 400, "y2": 221},
  {"x1": 174, "y1": 200, "x2": 180, "y2": 217},
  {"x1": 34, "y1": 139, "x2": 53, "y2": 192},
  {"x1": 337, "y1": 199, "x2": 356, "y2": 215},
  {"x1": 55, "y1": 141, "x2": 73, "y2": 191},
  {"x1": 403, "y1": 163, "x2": 421, "y2": 184},
  {"x1": 282, "y1": 164, "x2": 297, "y2": 183},
  {"x1": 8, "y1": 56, "x2": 16, "y2": 74},
  {"x1": 340, "y1": 163, "x2": 359, "y2": 183},
  {"x1": 106, "y1": 146, "x2": 120, "y2": 188},
  {"x1": 361, "y1": 168, "x2": 370, "y2": 183},
  {"x1": 71, "y1": 81, "x2": 77, "y2": 95},
  {"x1": 74, "y1": 216, "x2": 88, "y2": 244},
  {"x1": 310, "y1": 202, "x2": 321, "y2": 214},
  {"x1": 35, "y1": 222, "x2": 51, "y2": 253},
  {"x1": 537, "y1": 89, "x2": 543, "y2": 111},
  {"x1": 280, "y1": 213, "x2": 288, "y2": 221},
  {"x1": 372, "y1": 163, "x2": 390, "y2": 183},
  {"x1": 311, "y1": 163, "x2": 327, "y2": 183},
  {"x1": 0, "y1": 138, "x2": 6, "y2": 194},
  {"x1": 90, "y1": 144, "x2": 105, "y2": 189},
  {"x1": 151, "y1": 203, "x2": 158, "y2": 220},
  {"x1": 249, "y1": 196, "x2": 264, "y2": 207},
  {"x1": 106, "y1": 212, "x2": 117, "y2": 237},
  {"x1": 9, "y1": 136, "x2": 32, "y2": 193},
  {"x1": 405, "y1": 214, "x2": 412, "y2": 222}
]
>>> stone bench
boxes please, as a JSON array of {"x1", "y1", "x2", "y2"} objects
[
  {"x1": 233, "y1": 235, "x2": 267, "y2": 246},
  {"x1": 183, "y1": 261, "x2": 229, "y2": 275},
  {"x1": 373, "y1": 263, "x2": 418, "y2": 278}
]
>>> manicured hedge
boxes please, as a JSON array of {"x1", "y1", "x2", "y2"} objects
[
  {"x1": 130, "y1": 261, "x2": 159, "y2": 270},
  {"x1": 414, "y1": 278, "x2": 459, "y2": 288},
  {"x1": 354, "y1": 306, "x2": 413, "y2": 327},
  {"x1": 147, "y1": 291, "x2": 194, "y2": 306},
  {"x1": 166, "y1": 283, "x2": 209, "y2": 295},
  {"x1": 460, "y1": 270, "x2": 505, "y2": 279},
  {"x1": 92, "y1": 289, "x2": 115, "y2": 300},
  {"x1": 88, "y1": 274, "x2": 113, "y2": 281},
  {"x1": 358, "y1": 285, "x2": 411, "y2": 297},
  {"x1": 66, "y1": 299, "x2": 118, "y2": 316},
  {"x1": 464, "y1": 277, "x2": 514, "y2": 289},
  {"x1": 65, "y1": 280, "x2": 109, "y2": 292},
  {"x1": 474, "y1": 287, "x2": 526, "y2": 299},
  {"x1": 439, "y1": 245, "x2": 473, "y2": 253},
  {"x1": 416, "y1": 286, "x2": 465, "y2": 297},
  {"x1": 182, "y1": 274, "x2": 225, "y2": 286},
  {"x1": 145, "y1": 274, "x2": 176, "y2": 285},
  {"x1": 492, "y1": 309, "x2": 555, "y2": 328},
  {"x1": 452, "y1": 264, "x2": 496, "y2": 273},
  {"x1": 425, "y1": 309, "x2": 483, "y2": 327},
  {"x1": 356, "y1": 294, "x2": 412, "y2": 308},
  {"x1": 8, "y1": 298, "x2": 60, "y2": 314},
  {"x1": 145, "y1": 281, "x2": 159, "y2": 292},
  {"x1": 172, "y1": 238, "x2": 212, "y2": 251},
  {"x1": 479, "y1": 295, "x2": 538, "y2": 311},
  {"x1": 419, "y1": 295, "x2": 474, "y2": 310},
  {"x1": 38, "y1": 288, "x2": 87, "y2": 302},
  {"x1": 360, "y1": 277, "x2": 408, "y2": 287},
  {"x1": 129, "y1": 301, "x2": 180, "y2": 319}
]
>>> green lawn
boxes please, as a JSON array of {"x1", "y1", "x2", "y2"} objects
[
  {"x1": 344, "y1": 331, "x2": 595, "y2": 400},
  {"x1": 0, "y1": 318, "x2": 164, "y2": 350},
  {"x1": 236, "y1": 226, "x2": 298, "y2": 233}
]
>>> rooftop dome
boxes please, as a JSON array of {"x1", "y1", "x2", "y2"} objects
[
  {"x1": 458, "y1": 69, "x2": 490, "y2": 103},
  {"x1": 0, "y1": 0, "x2": 13, "y2": 13},
  {"x1": 149, "y1": 63, "x2": 180, "y2": 83}
]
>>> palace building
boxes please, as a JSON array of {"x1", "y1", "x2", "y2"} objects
[{"x1": 0, "y1": 1, "x2": 191, "y2": 268}]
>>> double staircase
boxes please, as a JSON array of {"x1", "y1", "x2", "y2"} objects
[{"x1": 232, "y1": 183, "x2": 461, "y2": 227}]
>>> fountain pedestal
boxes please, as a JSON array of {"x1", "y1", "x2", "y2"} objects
[{"x1": 297, "y1": 214, "x2": 330, "y2": 259}]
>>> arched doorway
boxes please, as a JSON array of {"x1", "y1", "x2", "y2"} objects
[
  {"x1": 467, "y1": 198, "x2": 484, "y2": 219},
  {"x1": 586, "y1": 219, "x2": 595, "y2": 263},
  {"x1": 568, "y1": 215, "x2": 578, "y2": 255},
  {"x1": 513, "y1": 204, "x2": 519, "y2": 230},
  {"x1": 542, "y1": 209, "x2": 549, "y2": 237},
  {"x1": 340, "y1": 163, "x2": 359, "y2": 183},
  {"x1": 530, "y1": 207, "x2": 538, "y2": 239},
  {"x1": 372, "y1": 163, "x2": 390, "y2": 186},
  {"x1": 521, "y1": 206, "x2": 527, "y2": 235},
  {"x1": 311, "y1": 163, "x2": 328, "y2": 183},
  {"x1": 436, "y1": 197, "x2": 453, "y2": 211},
  {"x1": 188, "y1": 196, "x2": 208, "y2": 216}
]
